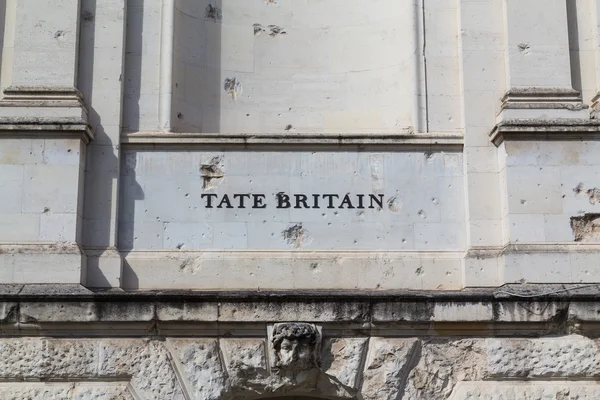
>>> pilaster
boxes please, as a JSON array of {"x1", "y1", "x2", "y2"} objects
[
  {"x1": 489, "y1": 0, "x2": 600, "y2": 285},
  {"x1": 0, "y1": 0, "x2": 90, "y2": 284},
  {"x1": 591, "y1": 0, "x2": 600, "y2": 116},
  {"x1": 497, "y1": 0, "x2": 586, "y2": 122}
]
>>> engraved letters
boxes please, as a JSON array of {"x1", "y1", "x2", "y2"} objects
[{"x1": 200, "y1": 193, "x2": 385, "y2": 210}]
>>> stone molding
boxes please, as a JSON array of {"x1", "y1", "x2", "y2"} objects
[
  {"x1": 0, "y1": 335, "x2": 600, "y2": 399},
  {"x1": 2, "y1": 284, "x2": 600, "y2": 336},
  {"x1": 500, "y1": 88, "x2": 586, "y2": 111},
  {"x1": 489, "y1": 118, "x2": 600, "y2": 146},
  {"x1": 0, "y1": 85, "x2": 93, "y2": 143},
  {"x1": 121, "y1": 131, "x2": 464, "y2": 147}
]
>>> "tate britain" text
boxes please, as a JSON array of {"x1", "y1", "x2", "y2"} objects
[{"x1": 200, "y1": 193, "x2": 385, "y2": 210}]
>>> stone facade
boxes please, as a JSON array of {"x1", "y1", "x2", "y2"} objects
[
  {"x1": 1, "y1": 287, "x2": 600, "y2": 399},
  {"x1": 2, "y1": 0, "x2": 600, "y2": 398}
]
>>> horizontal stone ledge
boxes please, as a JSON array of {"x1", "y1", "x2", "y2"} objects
[
  {"x1": 0, "y1": 123, "x2": 93, "y2": 143},
  {"x1": 1, "y1": 285, "x2": 599, "y2": 329},
  {"x1": 3, "y1": 283, "x2": 600, "y2": 301},
  {"x1": 121, "y1": 131, "x2": 464, "y2": 147},
  {"x1": 489, "y1": 118, "x2": 600, "y2": 146}
]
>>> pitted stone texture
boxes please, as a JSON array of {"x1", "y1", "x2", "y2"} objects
[
  {"x1": 72, "y1": 384, "x2": 134, "y2": 400},
  {"x1": 221, "y1": 339, "x2": 268, "y2": 394},
  {"x1": 0, "y1": 384, "x2": 74, "y2": 399},
  {"x1": 0, "y1": 383, "x2": 134, "y2": 400},
  {"x1": 99, "y1": 340, "x2": 185, "y2": 400},
  {"x1": 405, "y1": 340, "x2": 486, "y2": 400},
  {"x1": 321, "y1": 338, "x2": 367, "y2": 389},
  {"x1": 361, "y1": 338, "x2": 420, "y2": 400},
  {"x1": 46, "y1": 340, "x2": 98, "y2": 378},
  {"x1": 0, "y1": 338, "x2": 47, "y2": 378},
  {"x1": 0, "y1": 339, "x2": 98, "y2": 379},
  {"x1": 449, "y1": 382, "x2": 600, "y2": 400},
  {"x1": 486, "y1": 336, "x2": 600, "y2": 378},
  {"x1": 168, "y1": 339, "x2": 227, "y2": 400}
]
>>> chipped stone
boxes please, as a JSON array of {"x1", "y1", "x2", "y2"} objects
[
  {"x1": 362, "y1": 338, "x2": 420, "y2": 400},
  {"x1": 205, "y1": 4, "x2": 222, "y2": 21},
  {"x1": 571, "y1": 213, "x2": 600, "y2": 242},
  {"x1": 99, "y1": 340, "x2": 186, "y2": 400},
  {"x1": 200, "y1": 156, "x2": 224, "y2": 190},
  {"x1": 167, "y1": 339, "x2": 227, "y2": 400},
  {"x1": 223, "y1": 77, "x2": 242, "y2": 100},
  {"x1": 221, "y1": 339, "x2": 268, "y2": 394},
  {"x1": 321, "y1": 338, "x2": 367, "y2": 389},
  {"x1": 282, "y1": 224, "x2": 309, "y2": 248},
  {"x1": 405, "y1": 340, "x2": 486, "y2": 400}
]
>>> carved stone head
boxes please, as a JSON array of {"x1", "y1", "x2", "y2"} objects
[{"x1": 270, "y1": 323, "x2": 320, "y2": 371}]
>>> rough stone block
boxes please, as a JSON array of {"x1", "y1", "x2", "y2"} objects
[
  {"x1": 362, "y1": 338, "x2": 420, "y2": 400},
  {"x1": 449, "y1": 381, "x2": 600, "y2": 400},
  {"x1": 486, "y1": 336, "x2": 600, "y2": 378},
  {"x1": 167, "y1": 339, "x2": 226, "y2": 400},
  {"x1": 321, "y1": 338, "x2": 367, "y2": 389},
  {"x1": 99, "y1": 340, "x2": 186, "y2": 399}
]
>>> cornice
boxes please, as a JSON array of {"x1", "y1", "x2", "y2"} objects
[
  {"x1": 0, "y1": 85, "x2": 93, "y2": 143},
  {"x1": 1, "y1": 284, "x2": 599, "y2": 337},
  {"x1": 490, "y1": 118, "x2": 600, "y2": 146},
  {"x1": 121, "y1": 131, "x2": 464, "y2": 148}
]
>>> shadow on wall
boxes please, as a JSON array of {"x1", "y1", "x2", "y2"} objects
[
  {"x1": 78, "y1": 0, "x2": 148, "y2": 287},
  {"x1": 566, "y1": 0, "x2": 581, "y2": 94},
  {"x1": 78, "y1": 0, "x2": 127, "y2": 286},
  {"x1": 0, "y1": 0, "x2": 6, "y2": 83},
  {"x1": 171, "y1": 0, "x2": 222, "y2": 133}
]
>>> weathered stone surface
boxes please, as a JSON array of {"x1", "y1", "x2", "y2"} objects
[
  {"x1": 405, "y1": 340, "x2": 486, "y2": 400},
  {"x1": 361, "y1": 338, "x2": 420, "y2": 400},
  {"x1": 321, "y1": 338, "x2": 367, "y2": 389},
  {"x1": 167, "y1": 339, "x2": 227, "y2": 400},
  {"x1": 156, "y1": 301, "x2": 218, "y2": 321},
  {"x1": 486, "y1": 336, "x2": 600, "y2": 378},
  {"x1": 0, "y1": 383, "x2": 74, "y2": 400},
  {"x1": 449, "y1": 382, "x2": 600, "y2": 400},
  {"x1": 269, "y1": 322, "x2": 321, "y2": 371},
  {"x1": 72, "y1": 384, "x2": 134, "y2": 400},
  {"x1": 493, "y1": 301, "x2": 569, "y2": 322},
  {"x1": 0, "y1": 383, "x2": 134, "y2": 400},
  {"x1": 45, "y1": 340, "x2": 98, "y2": 378},
  {"x1": 0, "y1": 302, "x2": 16, "y2": 321},
  {"x1": 0, "y1": 338, "x2": 46, "y2": 378},
  {"x1": 99, "y1": 340, "x2": 186, "y2": 400},
  {"x1": 20, "y1": 301, "x2": 154, "y2": 323},
  {"x1": 221, "y1": 339, "x2": 268, "y2": 394},
  {"x1": 218, "y1": 301, "x2": 368, "y2": 322}
]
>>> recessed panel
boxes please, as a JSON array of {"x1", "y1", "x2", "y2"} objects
[
  {"x1": 171, "y1": 0, "x2": 419, "y2": 133},
  {"x1": 118, "y1": 150, "x2": 465, "y2": 251}
]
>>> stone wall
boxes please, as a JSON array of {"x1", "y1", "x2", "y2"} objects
[
  {"x1": 0, "y1": 285, "x2": 598, "y2": 399},
  {"x1": 0, "y1": 0, "x2": 600, "y2": 288},
  {"x1": 6, "y1": 336, "x2": 600, "y2": 400}
]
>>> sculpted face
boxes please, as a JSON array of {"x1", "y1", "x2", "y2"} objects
[
  {"x1": 271, "y1": 323, "x2": 320, "y2": 371},
  {"x1": 278, "y1": 337, "x2": 314, "y2": 369}
]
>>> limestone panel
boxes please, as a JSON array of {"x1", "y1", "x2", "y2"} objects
[
  {"x1": 486, "y1": 336, "x2": 600, "y2": 378},
  {"x1": 99, "y1": 340, "x2": 186, "y2": 400},
  {"x1": 361, "y1": 338, "x2": 420, "y2": 400},
  {"x1": 405, "y1": 340, "x2": 486, "y2": 400},
  {"x1": 119, "y1": 150, "x2": 466, "y2": 251},
  {"x1": 449, "y1": 382, "x2": 600, "y2": 400},
  {"x1": 167, "y1": 339, "x2": 227, "y2": 400},
  {"x1": 221, "y1": 339, "x2": 269, "y2": 394},
  {"x1": 321, "y1": 338, "x2": 367, "y2": 389},
  {"x1": 0, "y1": 383, "x2": 135, "y2": 400}
]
